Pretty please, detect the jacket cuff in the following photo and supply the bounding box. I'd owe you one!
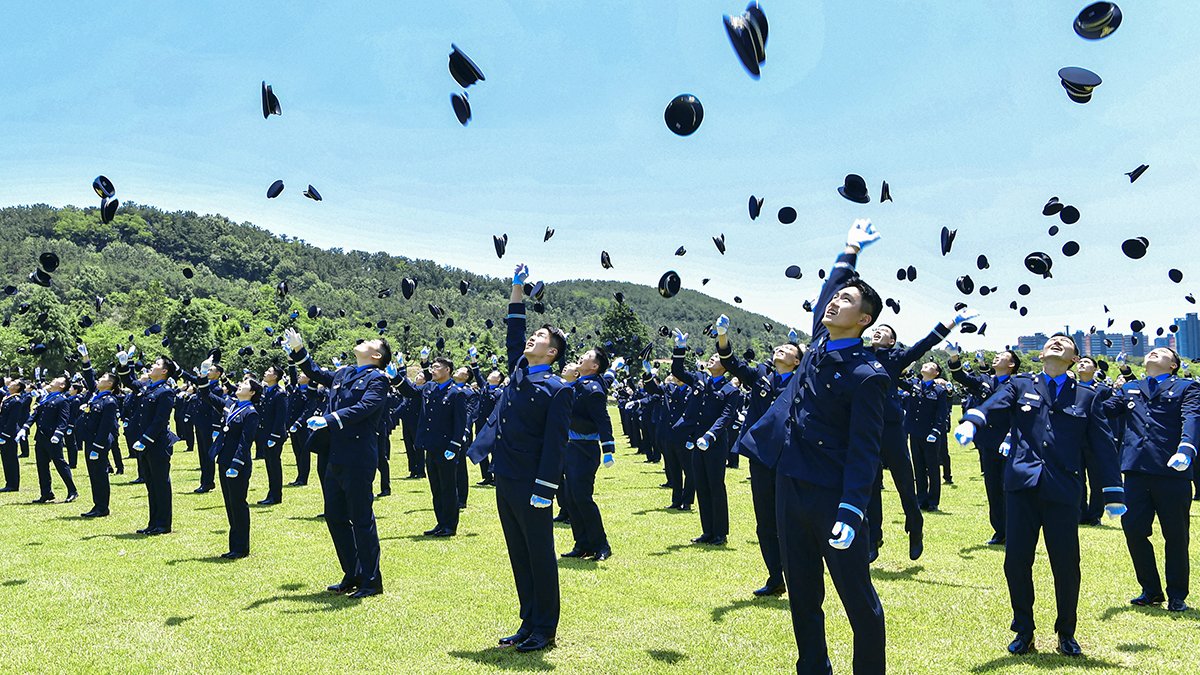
[1102,486,1125,505]
[1179,442,1197,460]
[327,412,343,429]
[962,408,987,427]
[837,502,865,528]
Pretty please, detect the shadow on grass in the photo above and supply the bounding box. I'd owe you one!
[648,542,734,557]
[1115,643,1154,654]
[243,589,360,613]
[1100,604,1198,623]
[403,508,433,515]
[79,532,149,541]
[959,543,1003,560]
[1,579,27,586]
[647,649,686,664]
[871,565,985,589]
[711,596,788,623]
[558,557,599,571]
[286,515,325,522]
[448,646,554,671]
[631,507,692,516]
[970,653,1124,672]
[165,615,193,627]
[193,504,225,511]
[166,556,237,566]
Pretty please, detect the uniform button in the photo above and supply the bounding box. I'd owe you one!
[1043,442,1048,447]
[502,418,507,423]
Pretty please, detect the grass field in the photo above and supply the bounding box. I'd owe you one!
[1,405,1197,674]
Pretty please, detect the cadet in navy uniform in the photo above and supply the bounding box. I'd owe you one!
[466,263,573,653]
[452,362,478,508]
[653,375,690,503]
[121,376,146,484]
[956,333,1126,657]
[254,365,288,505]
[174,385,194,453]
[397,373,425,479]
[75,344,120,517]
[1075,356,1113,525]
[0,379,32,491]
[738,219,888,674]
[118,349,181,535]
[907,362,951,512]
[716,316,802,594]
[65,382,85,468]
[287,368,325,486]
[950,348,1021,545]
[284,327,391,598]
[867,312,975,561]
[669,330,744,547]
[1103,347,1197,612]
[394,353,469,537]
[559,347,615,561]
[202,360,260,559]
[17,374,78,504]
[471,359,502,485]
[179,363,222,493]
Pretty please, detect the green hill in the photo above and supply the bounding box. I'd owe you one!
[0,203,798,375]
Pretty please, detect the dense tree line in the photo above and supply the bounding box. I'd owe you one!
[0,203,793,376]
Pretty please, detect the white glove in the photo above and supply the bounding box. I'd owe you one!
[999,437,1011,457]
[14,430,25,443]
[490,354,498,366]
[1105,503,1128,518]
[829,521,856,550]
[199,357,213,376]
[685,441,695,450]
[89,450,99,460]
[267,440,276,448]
[51,435,61,445]
[385,363,398,378]
[212,431,219,441]
[943,341,960,356]
[289,424,298,433]
[66,428,73,436]
[714,314,730,336]
[331,357,342,368]
[127,344,137,358]
[133,441,145,451]
[513,264,530,285]
[953,421,975,446]
[696,435,710,451]
[283,328,305,353]
[0,437,5,445]
[673,329,688,349]
[846,218,880,250]
[117,350,129,366]
[1116,351,1127,364]
[395,353,406,368]
[468,346,478,361]
[226,467,239,478]
[306,416,328,430]
[642,360,653,374]
[420,347,430,361]
[602,452,614,468]
[444,450,456,461]
[77,343,88,357]
[787,328,798,343]
[954,307,980,326]
[925,433,938,443]
[1167,451,1192,471]
[530,494,551,508]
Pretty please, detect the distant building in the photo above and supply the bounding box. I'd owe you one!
[1175,312,1200,359]
[1016,332,1049,352]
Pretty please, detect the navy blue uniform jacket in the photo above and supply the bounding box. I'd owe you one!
[291,350,391,477]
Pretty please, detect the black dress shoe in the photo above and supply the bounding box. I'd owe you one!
[423,526,442,536]
[867,547,880,564]
[431,529,455,537]
[327,580,358,594]
[561,547,592,558]
[64,493,78,503]
[81,510,109,518]
[1167,599,1188,612]
[552,512,570,523]
[691,534,715,544]
[515,634,555,652]
[136,527,151,534]
[678,504,692,511]
[458,503,467,510]
[376,490,391,498]
[1056,635,1082,657]
[1130,591,1165,606]
[130,478,145,484]
[709,535,728,546]
[349,586,383,599]
[145,527,171,536]
[591,548,612,561]
[1007,633,1035,655]
[0,486,15,492]
[257,498,280,506]
[986,535,1006,546]
[499,629,532,646]
[753,581,786,597]
[943,477,953,485]
[666,503,680,510]
[908,527,924,561]
[193,486,213,494]
[32,495,54,504]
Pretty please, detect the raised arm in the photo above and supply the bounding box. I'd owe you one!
[506,264,530,374]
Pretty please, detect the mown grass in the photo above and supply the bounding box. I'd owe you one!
[0,405,1196,673]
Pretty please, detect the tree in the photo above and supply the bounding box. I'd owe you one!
[598,300,651,365]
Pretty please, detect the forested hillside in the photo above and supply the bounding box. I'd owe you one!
[0,203,798,374]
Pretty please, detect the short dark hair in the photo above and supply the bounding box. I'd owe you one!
[1161,347,1182,374]
[874,324,897,341]
[1051,332,1079,357]
[1079,356,1096,367]
[264,364,284,381]
[375,338,392,367]
[592,347,611,374]
[541,324,568,364]
[927,361,943,378]
[11,379,25,392]
[432,356,454,370]
[157,357,179,379]
[245,377,264,405]
[1001,349,1022,372]
[843,279,883,330]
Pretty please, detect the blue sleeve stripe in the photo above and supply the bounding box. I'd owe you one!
[1103,487,1124,493]
[505,313,523,319]
[838,502,864,519]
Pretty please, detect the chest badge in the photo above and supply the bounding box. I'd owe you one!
[1020,404,1032,412]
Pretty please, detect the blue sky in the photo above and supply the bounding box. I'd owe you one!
[1,1,1197,348]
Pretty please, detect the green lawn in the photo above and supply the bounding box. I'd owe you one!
[1,406,1197,674]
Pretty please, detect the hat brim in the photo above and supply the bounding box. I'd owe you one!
[838,186,870,204]
[723,17,762,78]
[452,93,471,126]
[1074,5,1121,40]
